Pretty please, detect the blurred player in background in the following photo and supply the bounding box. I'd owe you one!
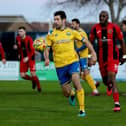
[71,18,100,96]
[14,26,41,92]
[122,17,126,43]
[44,10,97,117]
[0,42,6,64]
[90,10,126,112]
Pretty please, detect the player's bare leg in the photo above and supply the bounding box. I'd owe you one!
[20,72,36,90]
[61,82,76,106]
[108,72,120,112]
[61,82,72,97]
[20,72,32,81]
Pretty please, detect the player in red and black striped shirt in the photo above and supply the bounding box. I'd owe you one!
[0,42,6,64]
[15,26,41,92]
[90,11,126,112]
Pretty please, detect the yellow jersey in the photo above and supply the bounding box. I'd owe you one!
[46,28,84,68]
[75,28,88,58]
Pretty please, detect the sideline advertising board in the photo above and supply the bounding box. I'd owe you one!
[0,61,19,80]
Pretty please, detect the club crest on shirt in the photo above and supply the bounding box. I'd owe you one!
[66,32,71,36]
[108,29,113,34]
[55,34,58,37]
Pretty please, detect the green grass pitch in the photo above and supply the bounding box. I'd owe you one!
[0,81,126,126]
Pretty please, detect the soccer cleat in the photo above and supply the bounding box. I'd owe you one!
[32,81,36,90]
[95,81,100,88]
[107,84,112,96]
[37,88,42,92]
[91,92,100,96]
[113,104,120,112]
[78,111,86,117]
[107,87,112,96]
[69,95,76,106]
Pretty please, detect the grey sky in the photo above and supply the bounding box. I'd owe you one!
[0,0,48,22]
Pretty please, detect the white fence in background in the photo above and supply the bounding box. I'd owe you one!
[0,61,126,81]
[0,61,19,80]
[90,62,126,81]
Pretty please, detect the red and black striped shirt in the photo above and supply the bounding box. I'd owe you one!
[89,22,123,63]
[16,35,35,61]
[0,42,5,59]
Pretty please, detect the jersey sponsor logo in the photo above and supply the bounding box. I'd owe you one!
[99,38,112,42]
[56,39,71,44]
[97,30,101,34]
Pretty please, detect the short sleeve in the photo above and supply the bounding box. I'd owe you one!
[46,34,52,47]
[89,25,96,43]
[81,31,88,39]
[114,24,123,41]
[73,30,85,41]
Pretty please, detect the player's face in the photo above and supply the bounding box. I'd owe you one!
[99,12,108,25]
[71,21,78,30]
[122,23,126,32]
[18,29,26,38]
[54,15,64,29]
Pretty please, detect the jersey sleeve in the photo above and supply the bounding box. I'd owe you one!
[89,25,96,43]
[27,37,35,59]
[73,30,85,41]
[0,42,5,59]
[114,24,123,41]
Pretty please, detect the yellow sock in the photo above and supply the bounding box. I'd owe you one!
[84,74,96,91]
[76,88,85,111]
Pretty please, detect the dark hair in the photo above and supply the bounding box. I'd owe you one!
[72,18,80,25]
[122,18,126,25]
[18,26,26,31]
[99,10,109,18]
[54,10,66,20]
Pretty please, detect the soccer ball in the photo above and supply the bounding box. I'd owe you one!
[33,37,47,51]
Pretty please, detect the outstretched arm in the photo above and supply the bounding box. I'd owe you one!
[82,38,97,65]
[119,39,126,64]
[44,47,50,66]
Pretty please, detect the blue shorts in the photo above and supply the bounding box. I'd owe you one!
[56,62,80,85]
[79,58,88,70]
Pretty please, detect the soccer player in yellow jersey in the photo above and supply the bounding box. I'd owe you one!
[44,11,97,117]
[71,18,100,96]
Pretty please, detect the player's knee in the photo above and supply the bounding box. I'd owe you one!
[31,72,36,77]
[83,69,89,75]
[62,85,71,97]
[72,73,80,80]
[20,73,25,78]
[63,91,70,97]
